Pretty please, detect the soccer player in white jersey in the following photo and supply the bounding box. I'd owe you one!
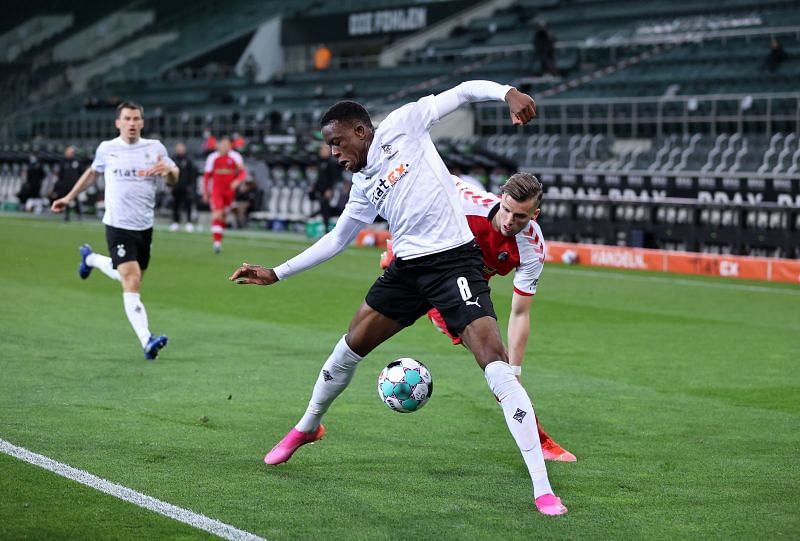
[51,102,179,360]
[230,81,568,515]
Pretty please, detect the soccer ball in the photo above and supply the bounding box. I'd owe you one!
[377,358,433,413]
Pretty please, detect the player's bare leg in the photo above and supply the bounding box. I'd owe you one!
[265,302,404,465]
[461,316,567,515]
[344,302,406,356]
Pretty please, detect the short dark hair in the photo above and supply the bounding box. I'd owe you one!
[320,100,372,129]
[502,172,543,209]
[116,101,144,118]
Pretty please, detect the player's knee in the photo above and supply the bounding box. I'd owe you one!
[122,281,140,293]
[118,265,142,292]
[476,351,508,371]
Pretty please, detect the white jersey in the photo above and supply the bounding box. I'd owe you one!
[342,95,473,259]
[91,137,175,230]
[454,178,545,296]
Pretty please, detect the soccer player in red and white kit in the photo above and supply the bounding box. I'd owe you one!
[202,135,246,253]
[420,173,576,462]
[230,80,568,515]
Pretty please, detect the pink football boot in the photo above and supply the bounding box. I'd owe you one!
[535,493,568,516]
[264,425,325,465]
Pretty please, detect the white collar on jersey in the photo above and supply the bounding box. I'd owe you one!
[115,136,143,146]
[359,137,382,178]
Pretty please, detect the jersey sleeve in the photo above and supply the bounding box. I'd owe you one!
[341,178,378,224]
[389,81,512,140]
[156,141,176,168]
[274,214,366,280]
[90,142,107,173]
[453,175,498,214]
[203,153,215,173]
[513,256,543,296]
[383,95,440,139]
[230,151,244,167]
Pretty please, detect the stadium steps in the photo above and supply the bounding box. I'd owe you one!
[95,0,317,87]
[69,33,180,92]
[0,15,74,62]
[52,11,155,64]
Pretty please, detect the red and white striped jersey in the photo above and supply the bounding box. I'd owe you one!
[454,177,545,296]
[203,150,245,194]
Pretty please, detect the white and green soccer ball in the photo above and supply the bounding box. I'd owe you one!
[377,358,433,413]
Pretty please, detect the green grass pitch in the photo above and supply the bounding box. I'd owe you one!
[0,214,798,540]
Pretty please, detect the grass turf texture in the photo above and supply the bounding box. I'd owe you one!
[0,214,798,540]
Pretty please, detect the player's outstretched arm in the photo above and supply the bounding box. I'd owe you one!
[51,167,99,213]
[432,81,536,126]
[229,214,367,286]
[508,291,534,377]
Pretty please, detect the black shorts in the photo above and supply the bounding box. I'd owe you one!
[365,241,496,336]
[105,225,153,270]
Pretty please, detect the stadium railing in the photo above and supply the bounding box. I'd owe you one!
[477,92,800,138]
[530,166,799,258]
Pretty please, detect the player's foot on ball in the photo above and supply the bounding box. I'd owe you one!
[144,335,168,360]
[541,438,577,462]
[264,424,325,465]
[78,244,93,279]
[535,493,568,516]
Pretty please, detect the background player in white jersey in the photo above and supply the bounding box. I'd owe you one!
[51,102,179,360]
[419,173,577,462]
[230,81,568,515]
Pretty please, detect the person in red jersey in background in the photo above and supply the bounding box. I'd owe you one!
[203,135,246,253]
[381,172,576,462]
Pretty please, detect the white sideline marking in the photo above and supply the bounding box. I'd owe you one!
[0,438,267,541]
[549,266,800,296]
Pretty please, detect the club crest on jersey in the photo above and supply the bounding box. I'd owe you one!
[371,163,410,209]
[380,144,398,159]
[498,251,509,261]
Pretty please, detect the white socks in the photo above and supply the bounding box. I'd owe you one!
[485,361,553,498]
[86,253,120,281]
[123,292,151,348]
[295,335,363,433]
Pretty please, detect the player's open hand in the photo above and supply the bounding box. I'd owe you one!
[505,88,537,126]
[50,197,69,213]
[229,263,278,286]
[147,154,172,176]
